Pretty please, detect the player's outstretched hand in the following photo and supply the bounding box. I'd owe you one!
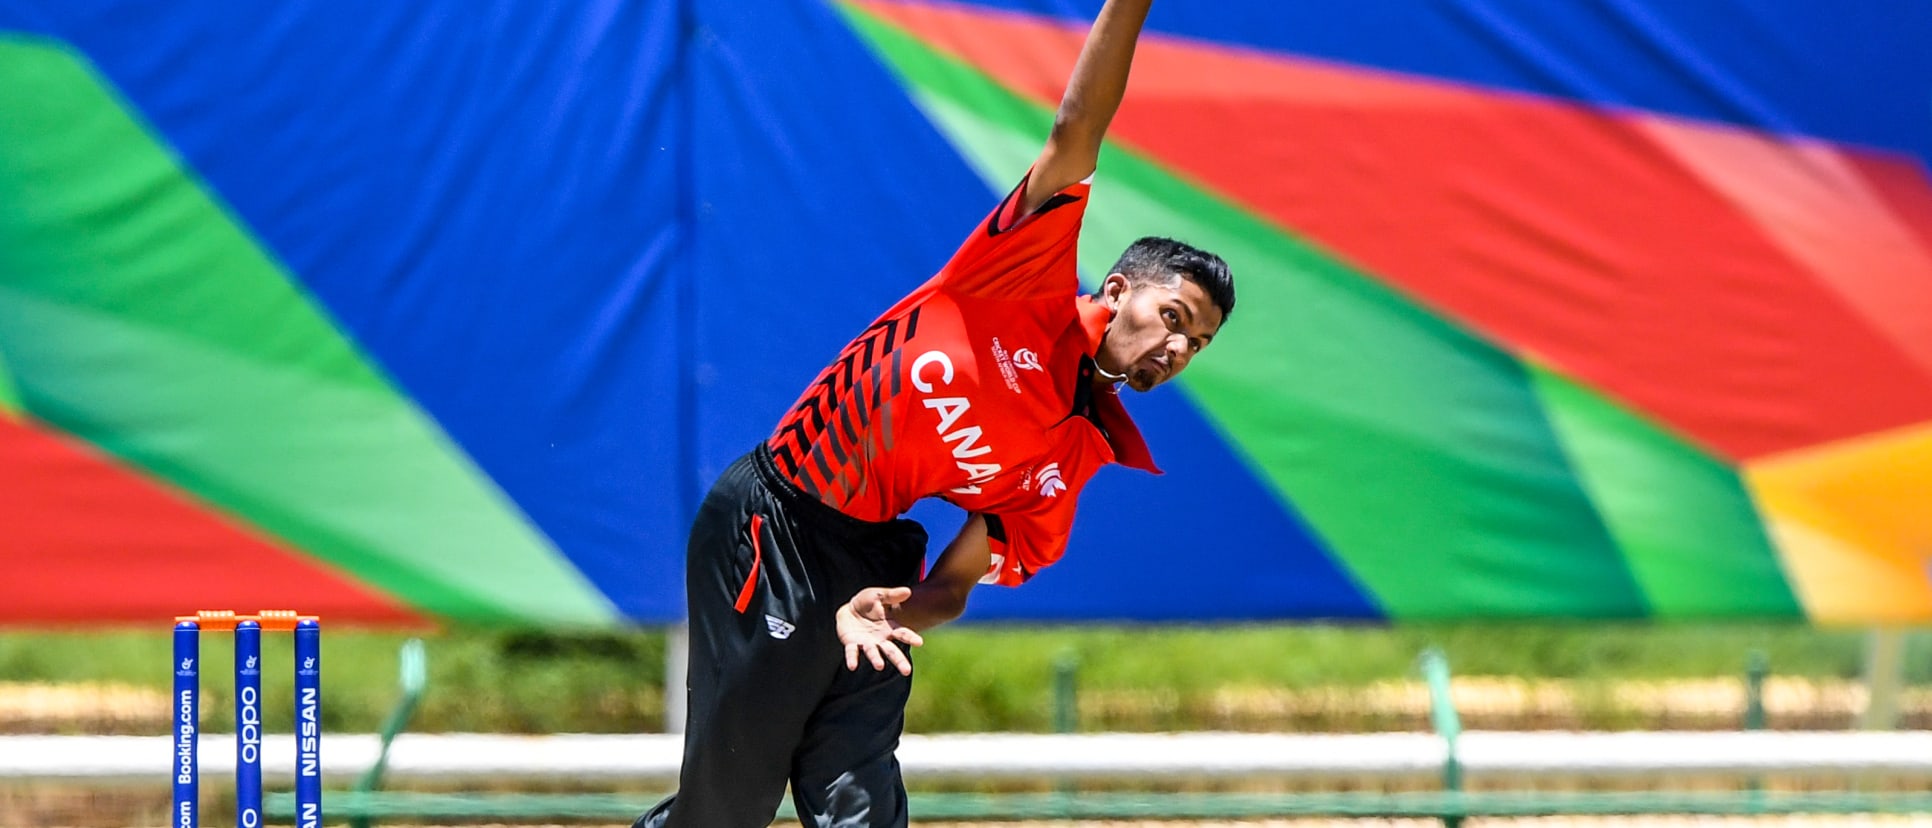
[836,586,924,675]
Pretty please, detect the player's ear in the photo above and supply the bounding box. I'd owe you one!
[1101,273,1129,309]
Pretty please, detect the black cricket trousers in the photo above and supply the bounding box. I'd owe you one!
[636,444,929,828]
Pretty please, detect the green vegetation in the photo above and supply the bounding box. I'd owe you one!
[906,622,1885,731]
[0,622,1918,735]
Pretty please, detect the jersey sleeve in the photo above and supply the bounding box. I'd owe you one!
[977,496,1080,588]
[937,170,1091,300]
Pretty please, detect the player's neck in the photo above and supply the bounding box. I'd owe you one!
[1091,362,1128,388]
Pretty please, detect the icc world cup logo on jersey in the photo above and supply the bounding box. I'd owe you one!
[1033,463,1065,497]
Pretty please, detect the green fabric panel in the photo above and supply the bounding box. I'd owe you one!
[0,353,20,418]
[0,36,617,626]
[845,6,1648,617]
[1528,366,1801,617]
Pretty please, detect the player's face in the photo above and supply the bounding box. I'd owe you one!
[1098,274,1223,392]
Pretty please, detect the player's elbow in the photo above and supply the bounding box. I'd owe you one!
[919,575,977,629]
[1047,112,1103,162]
[1034,121,1101,200]
[933,580,974,625]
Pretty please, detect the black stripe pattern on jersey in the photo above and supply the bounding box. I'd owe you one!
[771,307,922,496]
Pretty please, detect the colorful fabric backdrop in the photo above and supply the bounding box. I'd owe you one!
[2,1,1929,626]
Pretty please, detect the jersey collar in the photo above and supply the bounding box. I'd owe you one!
[1076,296,1162,475]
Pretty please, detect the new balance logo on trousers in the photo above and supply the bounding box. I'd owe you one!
[764,615,795,640]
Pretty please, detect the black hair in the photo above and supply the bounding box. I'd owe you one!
[1106,236,1235,322]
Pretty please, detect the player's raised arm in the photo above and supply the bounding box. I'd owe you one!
[1020,0,1154,215]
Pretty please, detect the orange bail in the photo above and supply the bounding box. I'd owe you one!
[172,609,320,631]
[255,609,319,631]
[173,609,241,630]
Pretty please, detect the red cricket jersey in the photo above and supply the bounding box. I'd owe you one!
[766,173,1160,586]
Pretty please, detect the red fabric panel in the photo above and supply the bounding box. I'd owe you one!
[0,416,424,626]
[859,0,1932,460]
[1853,155,1932,262]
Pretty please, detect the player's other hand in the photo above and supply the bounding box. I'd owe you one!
[836,586,923,674]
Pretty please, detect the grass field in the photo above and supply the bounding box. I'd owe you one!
[2,621,1921,734]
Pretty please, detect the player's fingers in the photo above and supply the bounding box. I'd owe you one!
[866,642,887,671]
[856,587,900,618]
[845,643,860,671]
[891,627,924,648]
[881,640,911,676]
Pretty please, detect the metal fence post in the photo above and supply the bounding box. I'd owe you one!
[1419,648,1463,828]
[1052,650,1079,735]
[1052,649,1079,816]
[1861,628,1905,731]
[1744,649,1767,731]
[666,623,688,734]
[1744,649,1768,806]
